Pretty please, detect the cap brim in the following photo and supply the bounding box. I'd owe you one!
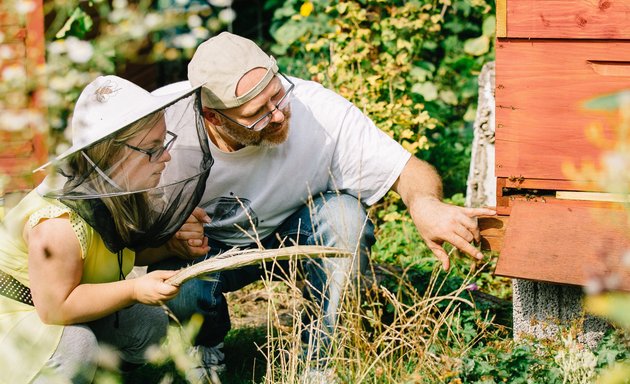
[34,83,202,173]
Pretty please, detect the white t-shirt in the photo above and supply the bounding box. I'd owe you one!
[162,77,411,245]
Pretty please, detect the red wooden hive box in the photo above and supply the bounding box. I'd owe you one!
[481,0,630,292]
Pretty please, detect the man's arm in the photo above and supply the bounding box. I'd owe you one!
[392,156,495,270]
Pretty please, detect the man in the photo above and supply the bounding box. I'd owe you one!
[154,32,495,374]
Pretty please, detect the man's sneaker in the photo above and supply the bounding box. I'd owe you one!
[187,343,226,384]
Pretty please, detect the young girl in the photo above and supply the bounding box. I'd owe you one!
[0,75,213,383]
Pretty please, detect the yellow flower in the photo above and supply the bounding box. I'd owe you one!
[300,1,314,17]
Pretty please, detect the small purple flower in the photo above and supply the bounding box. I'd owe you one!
[466,283,479,291]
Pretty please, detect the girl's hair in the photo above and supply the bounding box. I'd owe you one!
[65,111,165,244]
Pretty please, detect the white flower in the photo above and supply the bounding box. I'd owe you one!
[0,45,14,60]
[49,76,74,93]
[55,142,70,156]
[218,8,236,23]
[2,65,26,81]
[209,0,233,6]
[192,27,210,40]
[0,110,37,132]
[206,18,222,31]
[175,0,191,5]
[14,0,35,14]
[47,40,67,55]
[112,0,128,9]
[129,24,147,39]
[173,34,198,49]
[42,89,62,106]
[108,9,126,23]
[66,37,94,64]
[187,14,203,28]
[144,13,163,29]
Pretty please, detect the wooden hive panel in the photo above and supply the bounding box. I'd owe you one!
[495,201,630,292]
[501,0,630,39]
[495,39,630,188]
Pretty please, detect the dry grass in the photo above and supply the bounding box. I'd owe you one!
[244,254,491,383]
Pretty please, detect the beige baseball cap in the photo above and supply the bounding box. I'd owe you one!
[188,32,279,110]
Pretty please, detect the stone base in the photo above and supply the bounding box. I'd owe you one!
[512,279,609,349]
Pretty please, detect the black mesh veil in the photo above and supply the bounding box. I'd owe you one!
[37,84,212,253]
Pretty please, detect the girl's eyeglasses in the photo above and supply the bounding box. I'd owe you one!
[125,130,177,162]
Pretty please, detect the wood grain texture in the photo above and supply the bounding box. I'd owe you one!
[494,193,626,216]
[495,201,630,291]
[479,215,508,252]
[505,0,630,39]
[495,39,630,183]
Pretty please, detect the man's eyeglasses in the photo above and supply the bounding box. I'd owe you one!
[215,72,295,132]
[125,130,177,162]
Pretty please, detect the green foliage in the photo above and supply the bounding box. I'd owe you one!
[454,327,630,384]
[268,0,495,197]
[459,341,563,384]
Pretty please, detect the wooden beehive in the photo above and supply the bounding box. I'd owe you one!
[482,0,630,292]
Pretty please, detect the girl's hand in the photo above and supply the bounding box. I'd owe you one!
[132,270,179,305]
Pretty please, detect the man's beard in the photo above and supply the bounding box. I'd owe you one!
[219,107,292,147]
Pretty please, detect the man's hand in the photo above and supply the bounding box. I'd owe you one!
[167,207,211,260]
[409,196,495,270]
[393,156,496,271]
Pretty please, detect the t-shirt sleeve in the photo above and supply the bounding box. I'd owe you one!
[330,102,412,206]
[26,205,89,259]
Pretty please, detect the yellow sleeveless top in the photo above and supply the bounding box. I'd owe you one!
[0,190,135,383]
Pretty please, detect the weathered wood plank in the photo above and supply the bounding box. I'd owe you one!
[556,191,630,203]
[495,39,630,182]
[495,201,630,292]
[505,0,630,39]
[496,0,507,38]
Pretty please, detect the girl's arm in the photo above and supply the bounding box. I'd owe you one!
[27,217,178,325]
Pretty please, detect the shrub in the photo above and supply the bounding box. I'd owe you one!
[268,0,496,198]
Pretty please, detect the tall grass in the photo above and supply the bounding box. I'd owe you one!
[255,252,491,383]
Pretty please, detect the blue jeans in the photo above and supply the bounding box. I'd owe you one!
[152,192,375,350]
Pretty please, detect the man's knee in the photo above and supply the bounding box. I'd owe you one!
[310,193,375,256]
[162,273,224,319]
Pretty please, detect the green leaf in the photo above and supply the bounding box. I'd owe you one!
[272,21,310,48]
[411,82,438,101]
[482,15,496,37]
[439,89,458,105]
[463,103,477,122]
[464,35,490,56]
[410,66,432,82]
[56,7,93,39]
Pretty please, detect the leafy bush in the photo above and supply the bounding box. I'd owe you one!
[268,0,495,198]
